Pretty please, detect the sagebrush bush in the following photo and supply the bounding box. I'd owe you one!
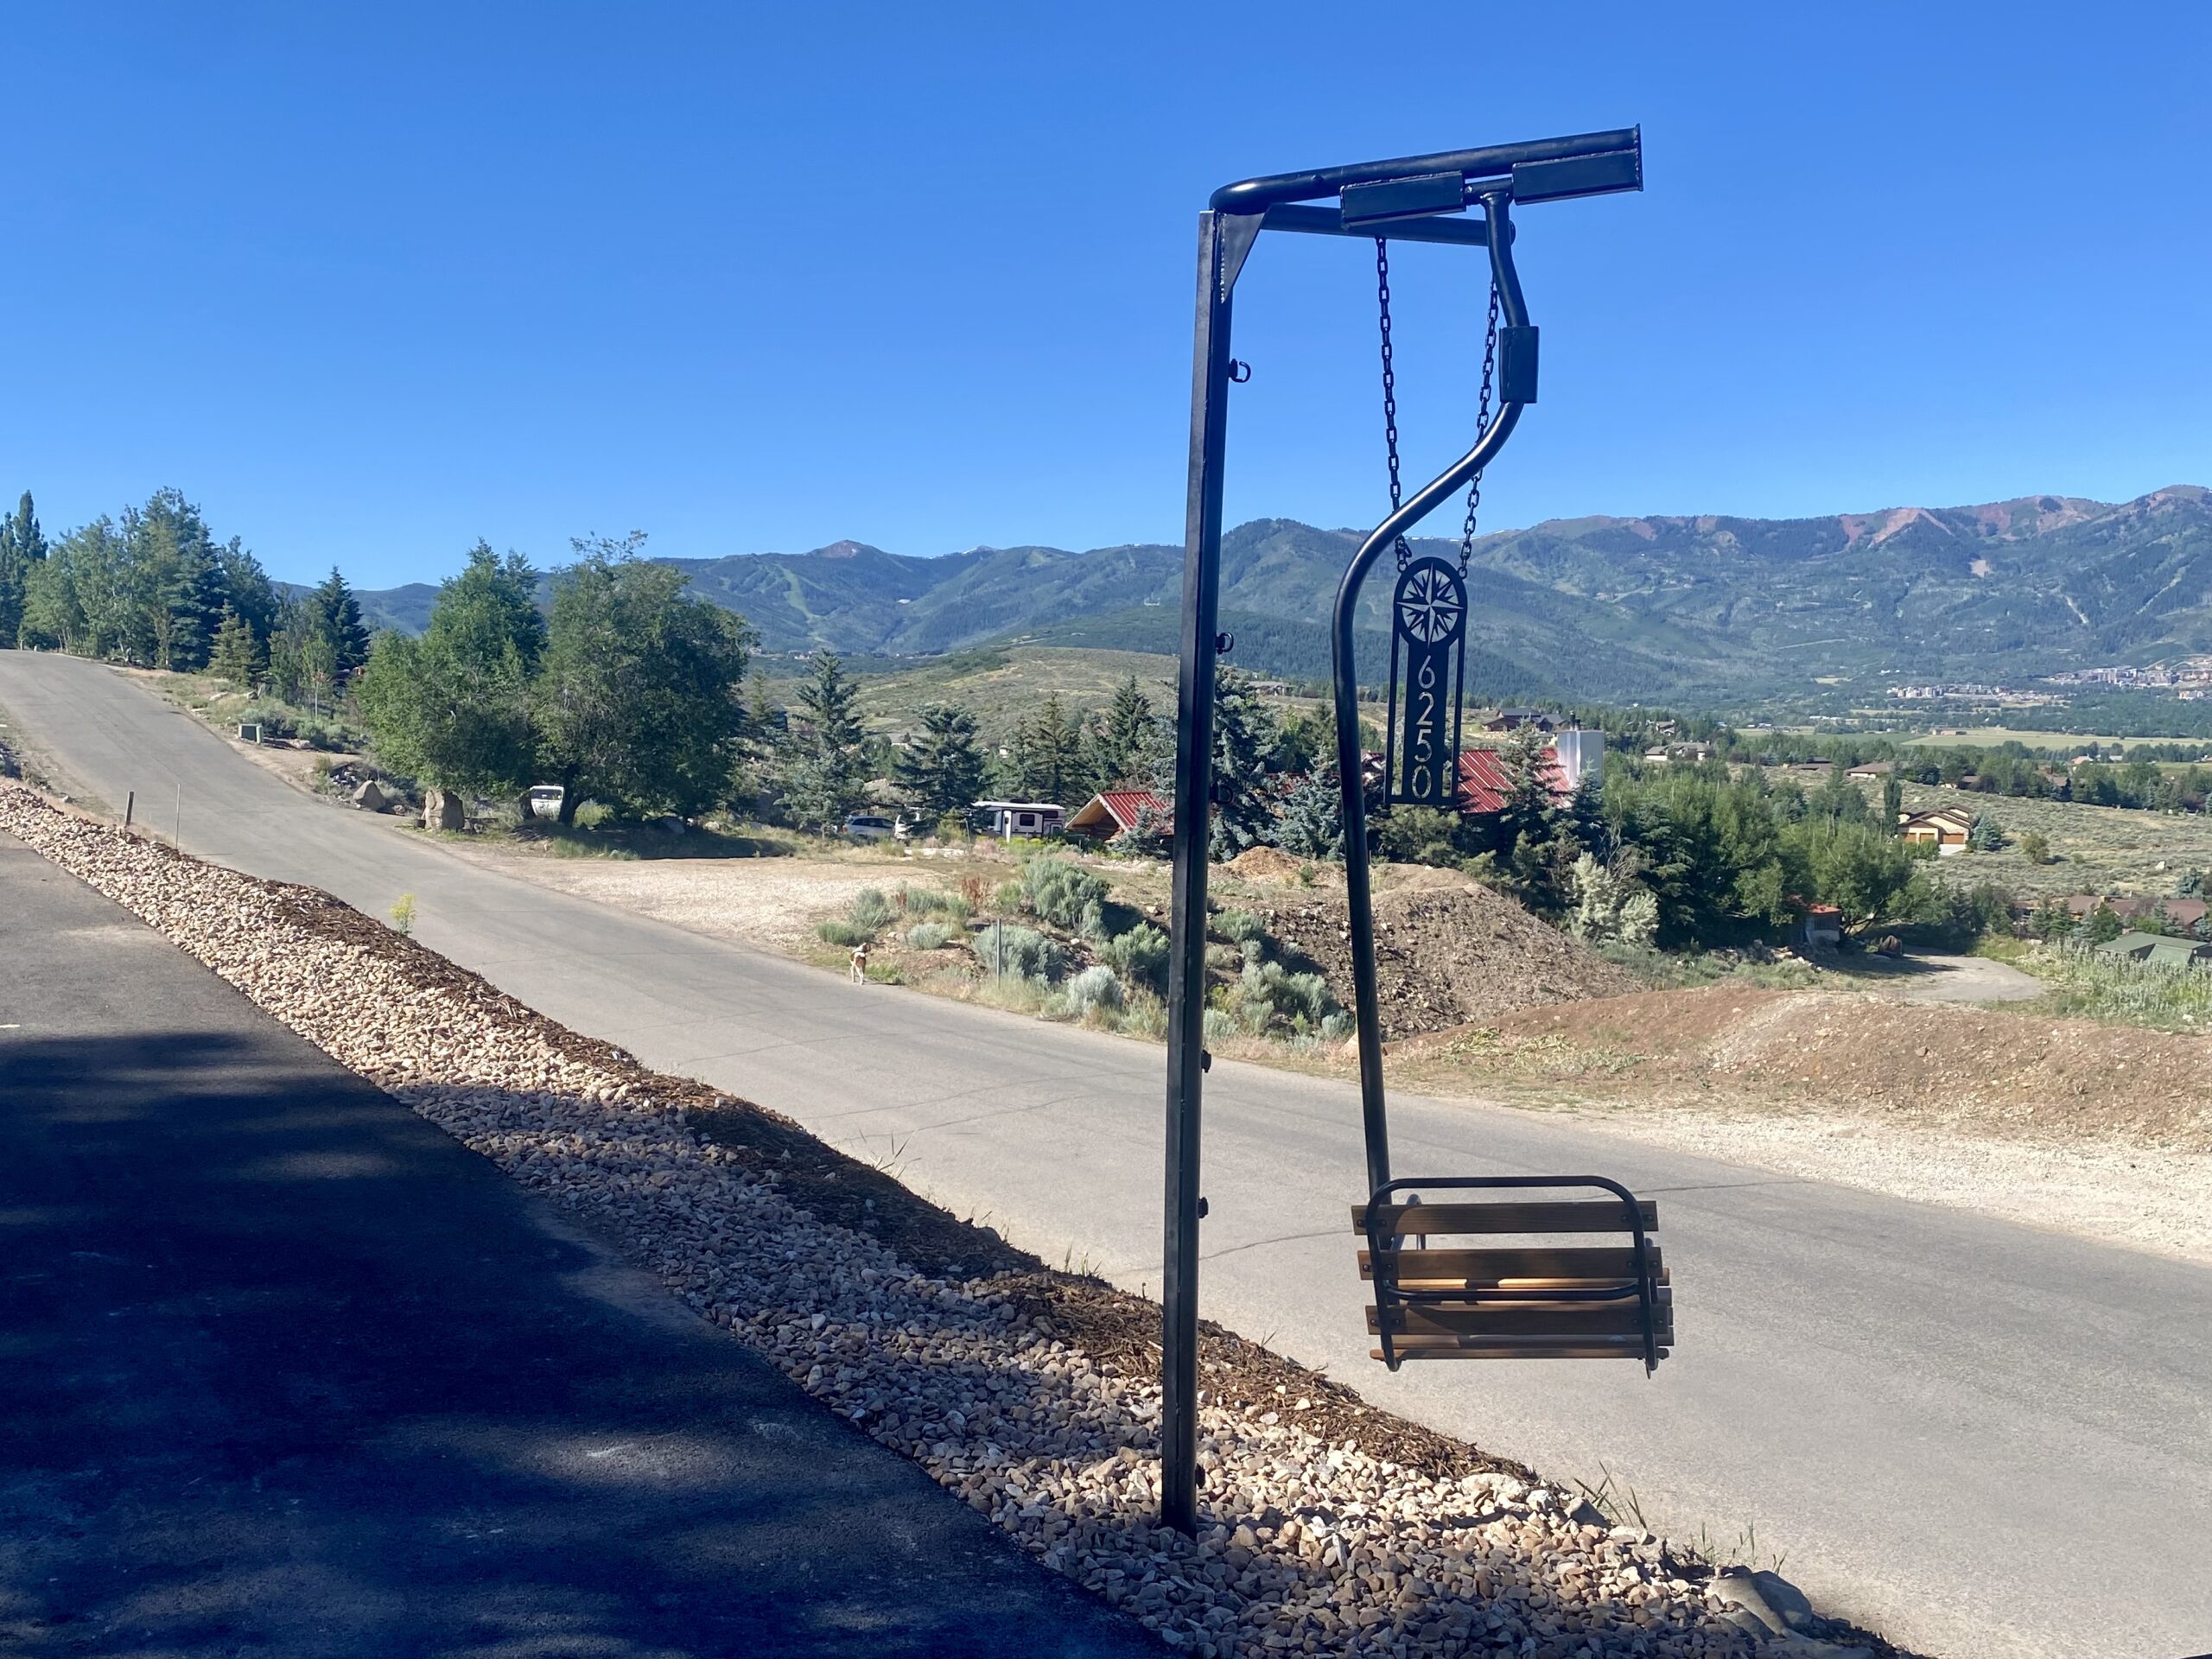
[900,885,971,924]
[1022,856,1111,928]
[1214,907,1268,946]
[817,919,869,947]
[1101,922,1170,993]
[971,922,1065,984]
[238,701,297,739]
[294,715,356,752]
[2032,943,2212,1029]
[1065,964,1123,1016]
[849,888,893,934]
[1231,958,1339,1037]
[906,921,954,950]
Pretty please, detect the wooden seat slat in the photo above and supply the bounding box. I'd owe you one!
[1372,1291,1674,1319]
[1372,1338,1668,1362]
[1358,1246,1663,1282]
[1352,1200,1657,1235]
[1370,1300,1673,1339]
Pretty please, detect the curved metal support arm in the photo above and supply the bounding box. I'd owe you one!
[1332,196,1529,1198]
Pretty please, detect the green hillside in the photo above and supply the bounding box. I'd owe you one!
[348,485,2212,702]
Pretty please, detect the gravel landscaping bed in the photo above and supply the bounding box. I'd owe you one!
[0,780,1896,1659]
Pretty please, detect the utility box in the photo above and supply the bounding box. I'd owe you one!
[238,723,262,744]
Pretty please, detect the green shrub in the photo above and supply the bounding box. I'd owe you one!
[1230,959,1340,1037]
[2031,942,2212,1029]
[294,715,357,752]
[1101,922,1171,993]
[1118,995,1169,1039]
[1213,908,1268,946]
[238,700,297,739]
[995,879,1026,913]
[900,885,971,923]
[817,919,870,947]
[971,922,1065,984]
[1022,856,1111,928]
[1065,964,1123,1016]
[1320,1011,1355,1043]
[906,921,954,950]
[849,888,893,934]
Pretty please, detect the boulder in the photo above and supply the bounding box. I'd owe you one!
[422,790,465,832]
[351,779,389,813]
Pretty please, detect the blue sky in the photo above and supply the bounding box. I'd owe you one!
[3,3,2206,588]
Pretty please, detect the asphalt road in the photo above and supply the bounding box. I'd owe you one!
[3,651,2209,1659]
[0,830,1157,1658]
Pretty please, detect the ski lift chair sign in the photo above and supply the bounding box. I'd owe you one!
[1154,128,1665,1535]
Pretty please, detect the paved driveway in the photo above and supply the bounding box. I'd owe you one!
[0,832,1156,1657]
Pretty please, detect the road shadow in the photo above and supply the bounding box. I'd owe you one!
[0,1029,1154,1658]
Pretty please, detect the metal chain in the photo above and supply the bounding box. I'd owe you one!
[1382,239,1503,574]
[1459,282,1502,571]
[1375,238,1411,570]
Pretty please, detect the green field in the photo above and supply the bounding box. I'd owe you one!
[1887,726,2206,755]
[842,645,1179,735]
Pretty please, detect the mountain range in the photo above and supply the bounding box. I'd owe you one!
[339,486,2212,702]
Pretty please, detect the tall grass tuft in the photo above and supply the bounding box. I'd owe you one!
[2029,942,2212,1029]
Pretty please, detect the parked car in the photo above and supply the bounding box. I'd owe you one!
[842,813,897,841]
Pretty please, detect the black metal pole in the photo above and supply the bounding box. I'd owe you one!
[1160,208,1240,1535]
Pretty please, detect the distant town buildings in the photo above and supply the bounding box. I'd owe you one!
[1885,682,2057,705]
[2044,656,2212,690]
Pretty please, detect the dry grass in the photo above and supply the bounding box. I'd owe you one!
[1900,781,2212,900]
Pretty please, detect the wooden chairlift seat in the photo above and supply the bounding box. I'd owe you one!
[1353,1175,1669,1372]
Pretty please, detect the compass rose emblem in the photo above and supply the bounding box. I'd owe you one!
[1395,561,1465,645]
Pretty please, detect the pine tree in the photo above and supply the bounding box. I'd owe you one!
[208,606,264,687]
[0,507,18,648]
[8,492,46,566]
[779,651,869,830]
[1088,675,1161,789]
[1,490,48,637]
[1209,666,1277,860]
[310,567,372,678]
[893,702,986,820]
[1270,754,1344,860]
[1027,692,1084,805]
[1881,772,1904,833]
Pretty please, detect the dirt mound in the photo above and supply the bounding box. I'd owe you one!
[1257,880,1640,1038]
[1224,845,1305,882]
[1480,987,2212,1151]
